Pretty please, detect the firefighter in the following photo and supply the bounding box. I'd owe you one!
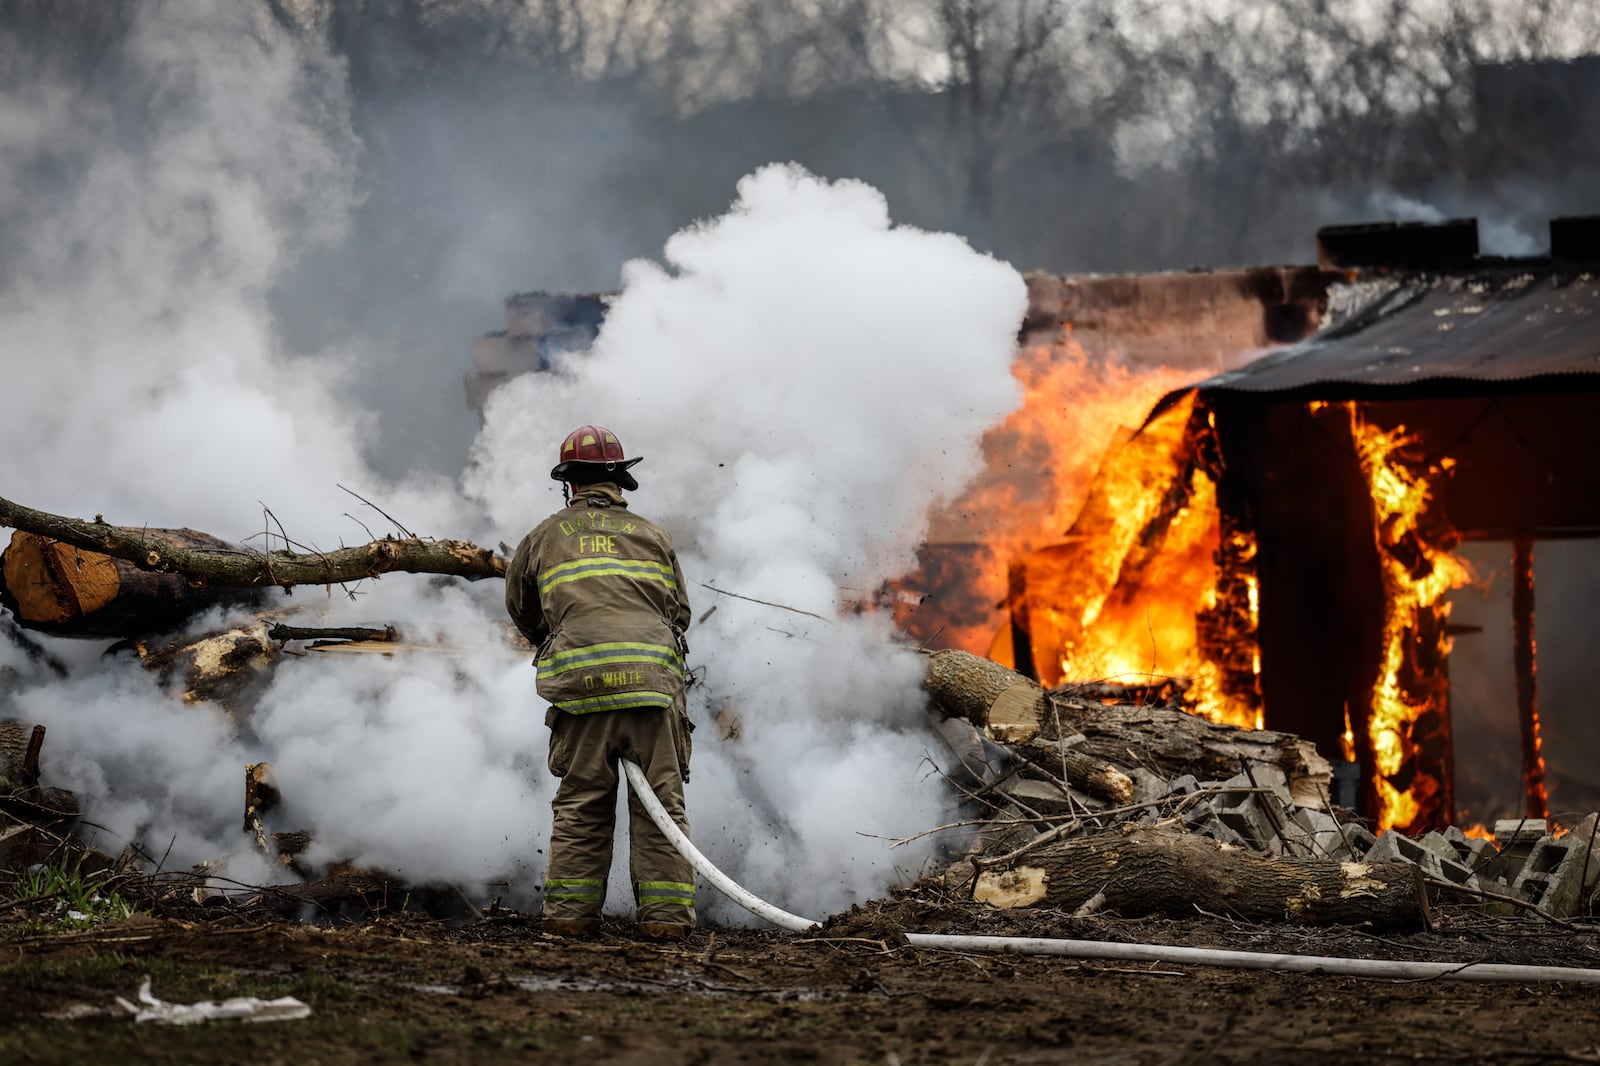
[504,425,697,941]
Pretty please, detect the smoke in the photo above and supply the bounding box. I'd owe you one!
[0,1,369,534]
[466,163,1027,918]
[1341,188,1544,258]
[0,2,517,881]
[2,4,1027,921]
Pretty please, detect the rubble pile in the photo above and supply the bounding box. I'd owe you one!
[923,649,1600,926]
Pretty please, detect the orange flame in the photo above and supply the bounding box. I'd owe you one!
[913,328,1201,655]
[1016,394,1255,728]
[1347,404,1472,832]
[902,323,1260,728]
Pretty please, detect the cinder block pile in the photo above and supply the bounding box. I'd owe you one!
[1147,768,1600,917]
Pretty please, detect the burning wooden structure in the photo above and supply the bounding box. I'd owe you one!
[912,217,1600,835]
[1184,236,1600,833]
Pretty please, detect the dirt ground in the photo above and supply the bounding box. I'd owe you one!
[6,897,1600,1064]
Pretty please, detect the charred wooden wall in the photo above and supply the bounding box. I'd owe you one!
[1206,385,1600,828]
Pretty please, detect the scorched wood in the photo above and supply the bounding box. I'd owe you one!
[127,620,283,714]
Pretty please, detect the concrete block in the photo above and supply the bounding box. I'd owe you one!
[1003,778,1084,814]
[1480,819,1549,885]
[1216,766,1293,807]
[936,715,1007,789]
[1157,774,1200,801]
[1290,807,1354,860]
[1129,768,1171,805]
[1137,775,1197,825]
[1182,804,1248,849]
[1509,814,1600,917]
[1216,796,1282,855]
[1494,818,1549,847]
[1367,830,1484,893]
[1441,826,1498,872]
[1340,822,1378,859]
[1419,831,1461,864]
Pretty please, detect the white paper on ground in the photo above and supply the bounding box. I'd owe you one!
[115,978,311,1024]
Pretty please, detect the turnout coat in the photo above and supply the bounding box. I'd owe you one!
[505,483,692,713]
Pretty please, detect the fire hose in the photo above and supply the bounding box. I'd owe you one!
[625,761,1600,985]
[621,759,820,932]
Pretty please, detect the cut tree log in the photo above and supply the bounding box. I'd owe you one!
[1046,695,1334,809]
[959,824,1430,929]
[0,720,35,791]
[2,529,266,638]
[923,649,1046,742]
[1016,740,1136,805]
[0,495,505,610]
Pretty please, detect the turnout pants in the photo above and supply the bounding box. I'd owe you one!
[542,700,696,926]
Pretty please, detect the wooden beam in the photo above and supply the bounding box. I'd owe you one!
[1512,537,1548,819]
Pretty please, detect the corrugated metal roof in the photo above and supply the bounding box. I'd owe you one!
[1193,268,1600,396]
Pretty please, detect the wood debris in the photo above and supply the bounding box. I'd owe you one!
[920,650,1600,926]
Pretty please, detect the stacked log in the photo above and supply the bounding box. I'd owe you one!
[922,649,1044,742]
[922,647,1328,807]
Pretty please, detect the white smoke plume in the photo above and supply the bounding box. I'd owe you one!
[0,2,518,882]
[467,163,1026,919]
[2,3,1027,922]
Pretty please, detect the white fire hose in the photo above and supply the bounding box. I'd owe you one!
[621,759,820,932]
[624,760,1600,986]
[902,934,1600,986]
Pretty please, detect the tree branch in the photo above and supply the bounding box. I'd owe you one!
[0,495,505,589]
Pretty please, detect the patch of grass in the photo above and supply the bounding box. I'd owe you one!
[292,967,358,1005]
[1,952,189,988]
[9,862,136,930]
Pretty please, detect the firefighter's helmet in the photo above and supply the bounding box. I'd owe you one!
[550,425,642,490]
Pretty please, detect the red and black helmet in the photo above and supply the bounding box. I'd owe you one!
[550,425,642,490]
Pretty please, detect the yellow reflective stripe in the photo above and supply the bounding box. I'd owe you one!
[538,557,678,594]
[558,691,675,714]
[541,566,679,594]
[542,652,684,679]
[544,640,679,666]
[545,877,604,900]
[541,557,674,582]
[540,642,684,678]
[636,881,695,906]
